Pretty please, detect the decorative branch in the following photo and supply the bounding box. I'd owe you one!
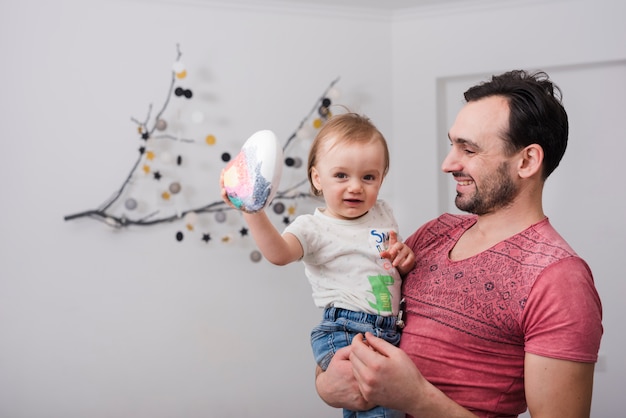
[64,45,339,231]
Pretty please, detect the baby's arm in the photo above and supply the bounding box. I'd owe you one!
[241,211,303,265]
[380,231,416,277]
[220,170,303,265]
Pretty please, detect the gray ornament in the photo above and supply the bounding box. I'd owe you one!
[125,198,138,210]
[250,250,262,263]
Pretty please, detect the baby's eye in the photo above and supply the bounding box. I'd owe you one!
[335,173,348,179]
[363,174,376,181]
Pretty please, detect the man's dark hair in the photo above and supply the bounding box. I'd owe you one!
[464,70,569,179]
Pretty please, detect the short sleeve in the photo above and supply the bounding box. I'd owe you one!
[522,257,603,362]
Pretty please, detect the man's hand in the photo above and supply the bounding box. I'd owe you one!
[350,332,480,418]
[315,345,374,411]
[349,332,420,412]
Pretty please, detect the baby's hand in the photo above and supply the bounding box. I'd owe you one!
[380,231,416,276]
[220,170,264,215]
[219,169,237,209]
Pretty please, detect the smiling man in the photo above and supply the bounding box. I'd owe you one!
[315,70,603,418]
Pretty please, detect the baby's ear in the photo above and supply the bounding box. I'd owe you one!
[310,167,322,193]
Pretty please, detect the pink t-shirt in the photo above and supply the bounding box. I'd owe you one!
[401,214,603,418]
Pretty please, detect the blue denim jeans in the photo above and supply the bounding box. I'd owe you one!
[311,307,404,418]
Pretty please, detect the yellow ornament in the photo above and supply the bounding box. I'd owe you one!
[205,134,216,145]
[142,164,151,174]
[175,70,187,79]
[313,118,323,129]
[146,150,155,160]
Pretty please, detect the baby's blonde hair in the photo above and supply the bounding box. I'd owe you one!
[307,112,390,196]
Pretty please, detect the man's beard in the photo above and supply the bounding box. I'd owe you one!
[455,162,518,215]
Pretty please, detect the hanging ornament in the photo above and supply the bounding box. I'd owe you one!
[221,152,231,162]
[205,134,216,145]
[273,202,285,214]
[124,198,138,210]
[184,211,198,225]
[175,231,184,242]
[326,87,340,101]
[296,125,313,140]
[173,61,185,74]
[105,217,120,228]
[155,119,168,131]
[174,87,193,98]
[169,182,181,194]
[215,211,226,223]
[250,250,262,263]
[161,151,173,164]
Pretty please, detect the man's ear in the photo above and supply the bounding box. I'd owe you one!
[518,144,544,179]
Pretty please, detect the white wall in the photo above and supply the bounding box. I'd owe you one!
[1,0,623,417]
[390,0,626,417]
[0,1,392,417]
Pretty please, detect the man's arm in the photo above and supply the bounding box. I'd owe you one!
[524,353,595,418]
[316,332,479,418]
